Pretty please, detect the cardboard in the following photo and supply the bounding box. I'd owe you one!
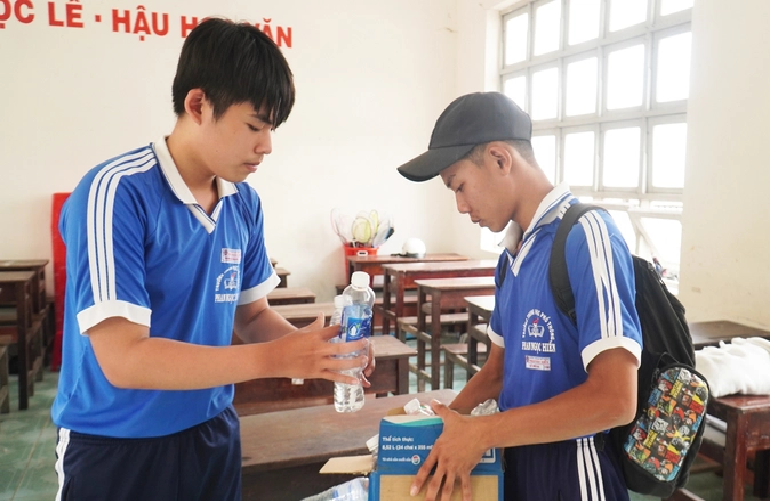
[373,474,500,500]
[319,407,503,500]
[319,455,374,475]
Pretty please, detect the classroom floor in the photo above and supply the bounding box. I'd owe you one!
[0,348,763,501]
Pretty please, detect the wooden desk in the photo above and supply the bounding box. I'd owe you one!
[0,345,8,413]
[702,395,770,501]
[0,271,39,410]
[347,253,468,287]
[240,389,457,501]
[233,335,418,416]
[266,287,315,306]
[0,260,51,365]
[414,277,496,391]
[381,260,496,340]
[275,267,290,288]
[271,302,336,328]
[465,295,495,381]
[0,260,48,315]
[689,321,770,350]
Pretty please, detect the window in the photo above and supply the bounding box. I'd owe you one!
[565,56,598,116]
[491,0,693,283]
[531,134,557,183]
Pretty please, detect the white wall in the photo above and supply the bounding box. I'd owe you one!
[0,0,458,301]
[678,0,770,328]
[444,0,513,260]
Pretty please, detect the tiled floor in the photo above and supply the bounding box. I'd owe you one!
[0,372,59,501]
[0,350,764,501]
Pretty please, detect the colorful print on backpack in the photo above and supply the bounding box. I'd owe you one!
[623,367,709,482]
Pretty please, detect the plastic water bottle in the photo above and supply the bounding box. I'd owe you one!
[334,271,375,413]
[330,294,345,329]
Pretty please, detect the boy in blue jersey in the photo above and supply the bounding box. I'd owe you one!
[52,18,372,501]
[397,92,643,501]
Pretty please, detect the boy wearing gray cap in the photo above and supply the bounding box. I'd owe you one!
[398,92,642,501]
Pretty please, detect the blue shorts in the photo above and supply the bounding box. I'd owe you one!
[504,435,629,501]
[54,405,241,501]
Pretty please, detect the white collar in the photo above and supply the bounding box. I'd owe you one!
[500,183,574,252]
[152,137,238,204]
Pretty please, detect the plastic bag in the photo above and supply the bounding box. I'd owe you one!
[302,477,369,501]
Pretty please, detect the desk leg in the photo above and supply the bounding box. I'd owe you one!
[395,279,405,342]
[755,450,769,498]
[382,274,392,337]
[431,291,442,391]
[397,355,409,395]
[16,283,29,411]
[417,289,427,393]
[467,312,478,382]
[723,412,747,501]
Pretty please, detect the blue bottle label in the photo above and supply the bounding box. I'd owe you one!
[342,306,371,342]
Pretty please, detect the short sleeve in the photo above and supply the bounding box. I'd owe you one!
[61,175,152,334]
[565,210,642,371]
[237,188,279,305]
[487,252,508,348]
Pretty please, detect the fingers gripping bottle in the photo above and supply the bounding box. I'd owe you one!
[334,271,375,413]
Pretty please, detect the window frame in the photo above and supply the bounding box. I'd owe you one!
[489,0,692,282]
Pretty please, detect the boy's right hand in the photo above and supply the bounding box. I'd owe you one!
[272,314,368,385]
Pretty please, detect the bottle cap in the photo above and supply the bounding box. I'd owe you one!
[333,294,345,309]
[351,271,370,289]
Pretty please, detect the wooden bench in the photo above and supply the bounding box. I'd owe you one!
[233,335,417,416]
[266,287,315,306]
[240,389,457,500]
[270,302,336,328]
[694,394,770,500]
[274,266,290,288]
[0,345,9,413]
[689,320,770,349]
[466,295,494,379]
[397,313,468,344]
[346,253,468,288]
[0,260,52,369]
[0,271,43,410]
[414,277,496,391]
[441,343,487,389]
[335,282,384,295]
[380,260,496,340]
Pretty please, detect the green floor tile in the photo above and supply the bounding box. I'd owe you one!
[16,462,59,495]
[0,464,24,495]
[13,495,59,501]
[0,437,34,467]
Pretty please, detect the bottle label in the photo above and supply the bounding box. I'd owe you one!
[342,306,372,342]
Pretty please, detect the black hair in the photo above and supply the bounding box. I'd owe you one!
[463,140,538,168]
[172,18,295,126]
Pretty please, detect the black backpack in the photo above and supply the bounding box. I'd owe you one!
[549,203,710,497]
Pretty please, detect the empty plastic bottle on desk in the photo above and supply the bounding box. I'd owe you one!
[334,271,375,413]
[330,294,345,328]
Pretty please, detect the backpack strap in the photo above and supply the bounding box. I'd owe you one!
[549,202,604,324]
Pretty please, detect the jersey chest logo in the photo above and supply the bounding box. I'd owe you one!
[521,309,557,368]
[215,265,240,303]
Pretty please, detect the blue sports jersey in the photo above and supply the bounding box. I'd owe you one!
[488,185,642,427]
[51,138,278,438]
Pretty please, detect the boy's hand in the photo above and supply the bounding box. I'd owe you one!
[275,314,367,384]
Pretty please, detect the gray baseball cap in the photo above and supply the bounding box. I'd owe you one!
[397,92,532,182]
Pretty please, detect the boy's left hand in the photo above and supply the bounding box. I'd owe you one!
[410,401,487,501]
